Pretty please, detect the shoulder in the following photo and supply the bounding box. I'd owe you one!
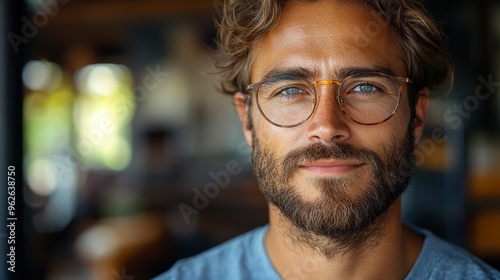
[152,225,279,280]
[407,227,500,280]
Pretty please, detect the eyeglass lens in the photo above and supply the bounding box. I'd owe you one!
[256,74,401,127]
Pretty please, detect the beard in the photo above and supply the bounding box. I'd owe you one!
[251,126,415,246]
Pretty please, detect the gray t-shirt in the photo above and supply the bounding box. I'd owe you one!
[154,225,500,279]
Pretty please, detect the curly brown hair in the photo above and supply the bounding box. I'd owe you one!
[215,0,453,99]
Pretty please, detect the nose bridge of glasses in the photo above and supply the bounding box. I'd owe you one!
[312,80,342,87]
[311,80,342,103]
[310,79,345,121]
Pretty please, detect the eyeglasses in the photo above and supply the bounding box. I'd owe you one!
[246,72,412,127]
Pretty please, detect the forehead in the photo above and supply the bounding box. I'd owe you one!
[250,0,405,82]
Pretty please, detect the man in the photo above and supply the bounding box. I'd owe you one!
[155,0,500,279]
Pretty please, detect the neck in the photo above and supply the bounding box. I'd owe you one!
[265,198,423,280]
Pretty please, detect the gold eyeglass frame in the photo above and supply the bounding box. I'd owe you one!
[246,72,412,128]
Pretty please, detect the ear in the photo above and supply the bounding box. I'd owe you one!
[234,92,253,147]
[412,87,430,145]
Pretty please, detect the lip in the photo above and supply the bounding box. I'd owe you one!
[299,160,366,175]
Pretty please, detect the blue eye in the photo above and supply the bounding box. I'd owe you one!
[353,84,376,92]
[283,87,302,95]
[262,78,313,101]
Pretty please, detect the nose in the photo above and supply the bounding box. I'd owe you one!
[306,85,351,144]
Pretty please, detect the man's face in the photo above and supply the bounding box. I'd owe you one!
[236,0,428,238]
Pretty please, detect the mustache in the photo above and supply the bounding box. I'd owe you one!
[282,143,381,179]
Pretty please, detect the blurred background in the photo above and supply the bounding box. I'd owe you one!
[0,0,499,279]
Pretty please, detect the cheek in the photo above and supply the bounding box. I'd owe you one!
[389,110,411,135]
[349,107,411,157]
[251,106,301,154]
[378,93,412,140]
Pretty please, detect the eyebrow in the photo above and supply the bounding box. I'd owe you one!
[261,65,398,81]
[338,66,396,78]
[262,67,317,81]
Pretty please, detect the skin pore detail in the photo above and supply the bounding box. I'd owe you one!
[234,0,429,279]
[251,114,415,256]
[152,0,499,278]
[257,66,398,83]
